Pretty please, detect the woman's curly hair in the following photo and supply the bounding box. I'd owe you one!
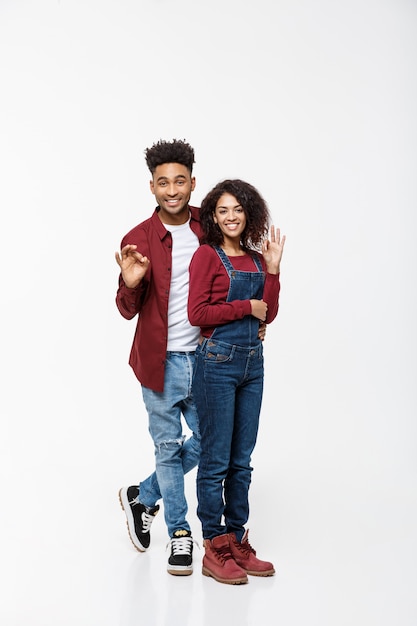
[145,139,195,174]
[200,179,270,251]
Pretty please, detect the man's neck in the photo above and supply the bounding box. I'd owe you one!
[158,206,190,226]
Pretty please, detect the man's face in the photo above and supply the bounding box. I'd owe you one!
[150,162,196,225]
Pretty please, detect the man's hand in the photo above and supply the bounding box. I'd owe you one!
[258,321,267,341]
[115,244,150,289]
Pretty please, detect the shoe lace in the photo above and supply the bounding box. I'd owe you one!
[140,510,155,533]
[169,535,193,555]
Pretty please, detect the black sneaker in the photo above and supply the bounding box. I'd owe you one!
[167,529,194,576]
[118,486,159,552]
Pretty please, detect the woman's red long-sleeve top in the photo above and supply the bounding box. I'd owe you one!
[187,244,281,338]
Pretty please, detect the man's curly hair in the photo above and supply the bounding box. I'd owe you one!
[145,139,195,174]
[200,179,271,252]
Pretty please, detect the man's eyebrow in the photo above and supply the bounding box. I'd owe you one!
[156,174,187,182]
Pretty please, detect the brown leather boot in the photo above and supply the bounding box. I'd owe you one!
[202,534,248,585]
[229,530,275,576]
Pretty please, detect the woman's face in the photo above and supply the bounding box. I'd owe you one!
[213,193,247,244]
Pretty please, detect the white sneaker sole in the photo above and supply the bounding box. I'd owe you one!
[167,564,193,576]
[118,488,147,552]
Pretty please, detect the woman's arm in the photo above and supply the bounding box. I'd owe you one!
[188,246,252,327]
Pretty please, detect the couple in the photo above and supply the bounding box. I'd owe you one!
[115,138,286,585]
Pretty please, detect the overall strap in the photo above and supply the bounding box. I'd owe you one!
[214,246,264,273]
[214,246,234,274]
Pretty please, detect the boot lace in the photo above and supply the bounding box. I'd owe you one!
[215,544,235,564]
[233,535,256,556]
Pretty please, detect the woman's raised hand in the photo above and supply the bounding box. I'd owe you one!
[262,226,286,274]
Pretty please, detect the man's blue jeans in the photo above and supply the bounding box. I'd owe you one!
[139,351,200,538]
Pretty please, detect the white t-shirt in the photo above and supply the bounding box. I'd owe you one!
[166,219,200,351]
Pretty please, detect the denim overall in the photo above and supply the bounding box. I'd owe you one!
[193,246,265,541]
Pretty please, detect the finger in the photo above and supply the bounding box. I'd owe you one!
[275,227,281,244]
[120,244,137,255]
[270,225,276,242]
[124,246,140,260]
[128,250,148,264]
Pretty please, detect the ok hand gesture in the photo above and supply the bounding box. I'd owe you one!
[115,244,150,289]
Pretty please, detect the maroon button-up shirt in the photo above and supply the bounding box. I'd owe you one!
[116,206,203,392]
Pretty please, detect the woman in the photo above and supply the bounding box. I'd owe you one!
[188,179,286,585]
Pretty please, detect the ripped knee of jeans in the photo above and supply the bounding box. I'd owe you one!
[155,435,186,454]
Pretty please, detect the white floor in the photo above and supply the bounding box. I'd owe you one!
[2,456,416,626]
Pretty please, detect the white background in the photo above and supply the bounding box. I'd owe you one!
[1,1,416,625]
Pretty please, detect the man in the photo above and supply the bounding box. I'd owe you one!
[115,139,202,576]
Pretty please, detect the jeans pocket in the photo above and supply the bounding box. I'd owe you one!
[204,342,233,363]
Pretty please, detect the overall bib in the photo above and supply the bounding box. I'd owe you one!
[193,246,266,541]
